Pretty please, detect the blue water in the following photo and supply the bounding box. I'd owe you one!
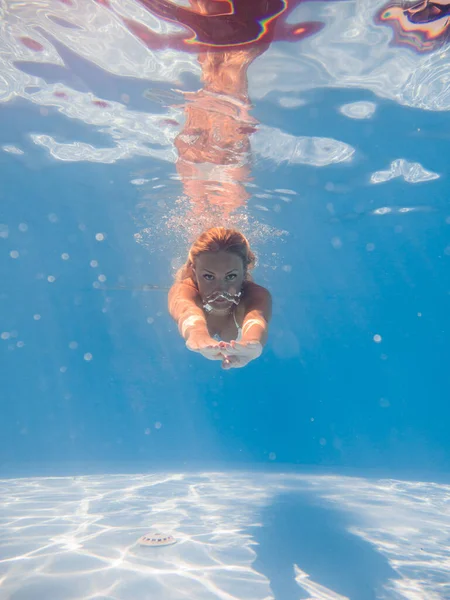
[1,1,450,598]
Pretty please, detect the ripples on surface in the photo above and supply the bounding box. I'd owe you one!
[2,0,450,157]
[1,0,448,250]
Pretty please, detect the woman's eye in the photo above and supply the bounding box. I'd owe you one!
[226,274,237,280]
[203,274,214,281]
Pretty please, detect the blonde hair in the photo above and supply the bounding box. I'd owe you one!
[176,227,255,284]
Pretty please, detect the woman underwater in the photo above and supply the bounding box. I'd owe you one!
[149,0,282,367]
[169,227,271,369]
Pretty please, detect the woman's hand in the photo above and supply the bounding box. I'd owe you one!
[186,331,224,361]
[186,331,263,368]
[218,340,263,369]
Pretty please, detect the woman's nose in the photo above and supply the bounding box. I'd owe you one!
[225,283,237,295]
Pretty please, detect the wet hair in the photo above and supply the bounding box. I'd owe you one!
[176,227,255,284]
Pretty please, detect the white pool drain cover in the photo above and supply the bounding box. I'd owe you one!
[138,532,177,547]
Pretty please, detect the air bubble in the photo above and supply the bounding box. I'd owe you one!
[84,353,93,361]
[10,251,19,259]
[373,334,382,343]
[95,233,105,241]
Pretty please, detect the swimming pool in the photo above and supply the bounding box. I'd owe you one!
[1,0,449,597]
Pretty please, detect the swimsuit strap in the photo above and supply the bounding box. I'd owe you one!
[233,309,242,341]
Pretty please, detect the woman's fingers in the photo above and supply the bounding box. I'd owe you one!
[222,355,242,369]
[187,340,223,360]
[218,341,232,351]
[200,347,225,360]
[187,339,261,367]
[220,341,262,358]
[221,342,262,368]
[222,357,232,369]
[222,355,251,369]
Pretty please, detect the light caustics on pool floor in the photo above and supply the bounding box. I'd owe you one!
[0,472,449,599]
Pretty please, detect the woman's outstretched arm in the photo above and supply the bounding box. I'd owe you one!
[168,281,223,359]
[241,282,272,345]
[168,281,207,341]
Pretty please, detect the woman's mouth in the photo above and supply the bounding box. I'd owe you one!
[212,296,229,304]
[203,291,241,312]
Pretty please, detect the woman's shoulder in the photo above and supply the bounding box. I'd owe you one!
[242,280,271,299]
[179,277,198,289]
[169,278,199,299]
[168,278,202,315]
[234,281,271,325]
[241,281,272,318]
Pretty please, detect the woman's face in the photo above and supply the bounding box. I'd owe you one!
[193,250,245,313]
